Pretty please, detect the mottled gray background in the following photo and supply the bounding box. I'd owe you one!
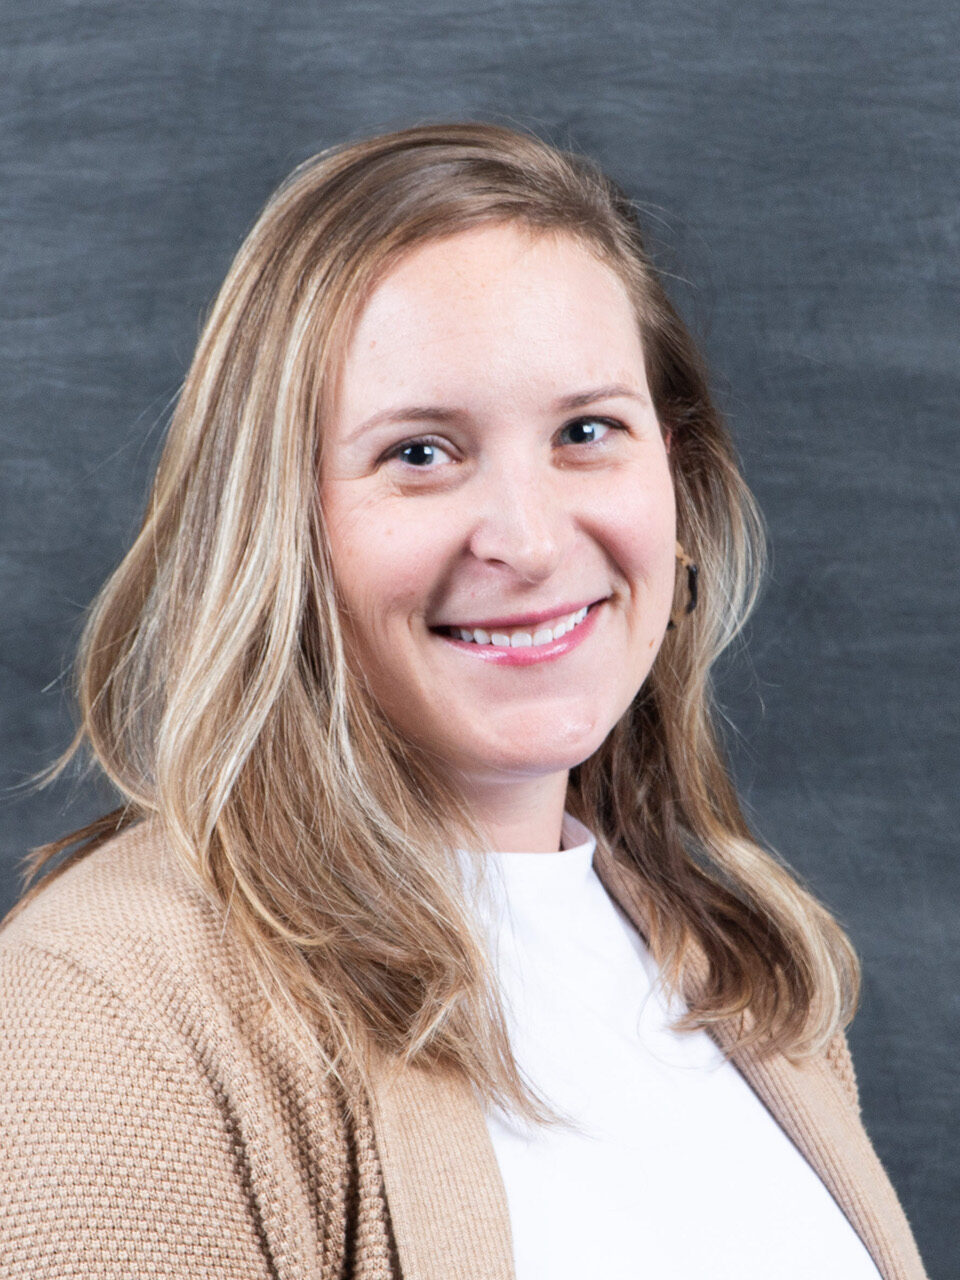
[1,1,956,1272]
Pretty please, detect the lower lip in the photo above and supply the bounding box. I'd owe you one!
[431,600,606,666]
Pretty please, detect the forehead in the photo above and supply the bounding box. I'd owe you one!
[333,224,647,415]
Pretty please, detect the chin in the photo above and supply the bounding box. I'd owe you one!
[475,734,611,776]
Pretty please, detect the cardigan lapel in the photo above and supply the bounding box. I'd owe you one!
[366,1043,516,1280]
[366,837,926,1280]
[701,1020,928,1280]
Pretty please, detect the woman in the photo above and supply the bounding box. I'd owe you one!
[0,122,927,1278]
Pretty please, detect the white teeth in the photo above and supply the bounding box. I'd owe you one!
[448,605,591,648]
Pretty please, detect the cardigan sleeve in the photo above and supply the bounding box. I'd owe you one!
[0,940,282,1280]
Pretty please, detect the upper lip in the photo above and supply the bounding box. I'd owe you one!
[432,597,607,630]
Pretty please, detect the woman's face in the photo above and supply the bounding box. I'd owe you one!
[319,222,677,795]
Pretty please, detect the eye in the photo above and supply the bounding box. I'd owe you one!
[557,415,626,447]
[382,435,456,469]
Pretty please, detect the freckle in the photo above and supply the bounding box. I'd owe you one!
[648,638,654,647]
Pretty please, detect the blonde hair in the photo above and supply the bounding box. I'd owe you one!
[5,121,859,1129]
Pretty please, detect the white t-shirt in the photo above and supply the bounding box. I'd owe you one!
[459,811,882,1280]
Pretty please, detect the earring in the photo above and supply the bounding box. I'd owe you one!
[666,541,698,630]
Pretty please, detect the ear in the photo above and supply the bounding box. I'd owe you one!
[664,428,673,455]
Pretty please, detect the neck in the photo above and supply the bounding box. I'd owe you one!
[452,769,571,853]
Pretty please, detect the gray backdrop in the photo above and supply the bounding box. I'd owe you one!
[2,1,956,1273]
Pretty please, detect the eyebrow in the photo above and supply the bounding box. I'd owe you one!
[345,383,651,444]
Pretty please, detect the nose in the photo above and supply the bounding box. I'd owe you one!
[465,456,567,583]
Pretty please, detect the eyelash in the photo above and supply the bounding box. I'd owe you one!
[382,416,629,469]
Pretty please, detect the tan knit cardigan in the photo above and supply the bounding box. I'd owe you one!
[0,819,927,1279]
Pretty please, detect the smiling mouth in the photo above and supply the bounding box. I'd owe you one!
[430,599,606,649]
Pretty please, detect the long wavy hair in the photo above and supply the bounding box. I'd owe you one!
[5,121,859,1128]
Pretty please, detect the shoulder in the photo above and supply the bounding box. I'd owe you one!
[1,817,236,1002]
[0,816,366,1148]
[0,817,279,1101]
[822,1025,862,1116]
[0,816,288,1072]
[0,816,341,1090]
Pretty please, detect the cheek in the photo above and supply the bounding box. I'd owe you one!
[600,469,677,585]
[321,487,440,623]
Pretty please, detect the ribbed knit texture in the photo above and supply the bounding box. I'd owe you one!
[0,818,928,1279]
